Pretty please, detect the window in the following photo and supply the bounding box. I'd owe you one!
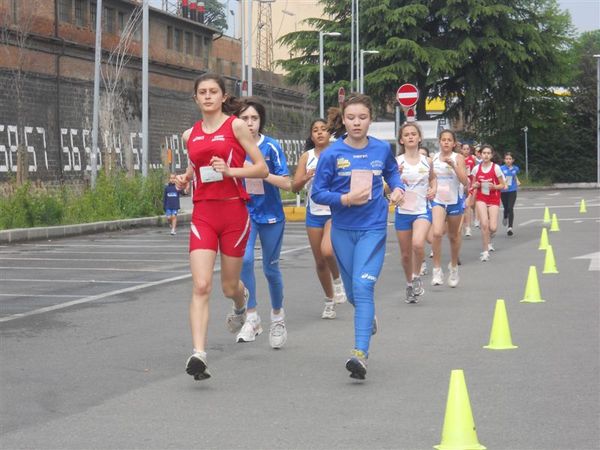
[74,0,86,27]
[118,11,125,35]
[203,36,211,67]
[11,0,18,23]
[216,58,224,74]
[59,0,72,23]
[231,62,239,78]
[166,26,173,49]
[174,29,182,52]
[194,34,202,57]
[184,32,193,55]
[91,3,96,30]
[104,6,115,34]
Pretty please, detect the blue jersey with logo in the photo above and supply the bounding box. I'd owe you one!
[163,183,181,211]
[311,136,404,230]
[245,135,289,224]
[500,164,520,192]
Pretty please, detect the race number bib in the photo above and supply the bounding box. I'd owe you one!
[200,166,224,183]
[245,178,265,195]
[350,169,373,200]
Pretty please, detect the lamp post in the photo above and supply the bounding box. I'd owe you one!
[359,49,379,94]
[319,31,341,118]
[594,54,600,187]
[522,126,529,180]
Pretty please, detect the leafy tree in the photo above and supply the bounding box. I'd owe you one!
[278,0,572,124]
[204,0,228,33]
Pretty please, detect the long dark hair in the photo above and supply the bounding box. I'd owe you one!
[193,73,242,114]
[304,118,328,151]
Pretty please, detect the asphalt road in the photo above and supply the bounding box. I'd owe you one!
[1,189,599,450]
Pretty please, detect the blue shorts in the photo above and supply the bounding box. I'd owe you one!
[431,200,464,216]
[165,209,178,217]
[395,210,432,231]
[306,211,331,228]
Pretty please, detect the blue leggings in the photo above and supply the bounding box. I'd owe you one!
[241,219,285,311]
[331,227,387,356]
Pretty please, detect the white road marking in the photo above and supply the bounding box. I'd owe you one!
[0,266,188,273]
[0,257,184,263]
[519,217,599,226]
[574,220,583,224]
[0,293,82,298]
[547,192,560,196]
[573,252,600,271]
[514,204,599,210]
[0,250,187,256]
[0,245,312,323]
[9,243,187,249]
[1,278,142,284]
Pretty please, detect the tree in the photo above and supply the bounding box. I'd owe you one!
[203,0,227,33]
[278,0,572,125]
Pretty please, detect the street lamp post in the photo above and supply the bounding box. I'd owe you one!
[594,54,600,187]
[522,126,529,180]
[359,49,379,94]
[319,31,341,118]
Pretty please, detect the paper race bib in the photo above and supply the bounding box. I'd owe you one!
[245,178,265,195]
[504,176,512,189]
[400,190,418,212]
[481,181,491,195]
[437,182,452,203]
[200,166,224,183]
[350,169,373,200]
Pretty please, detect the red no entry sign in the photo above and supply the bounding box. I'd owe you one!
[397,84,419,108]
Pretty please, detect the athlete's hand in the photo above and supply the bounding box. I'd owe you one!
[305,169,315,182]
[346,185,371,206]
[210,156,231,176]
[389,188,405,206]
[175,174,189,190]
[426,186,436,200]
[472,181,480,189]
[441,156,455,168]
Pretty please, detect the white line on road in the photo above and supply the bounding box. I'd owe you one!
[0,245,312,323]
[519,217,600,226]
[1,278,142,284]
[0,266,188,273]
[515,204,599,210]
[0,250,187,256]
[0,293,82,298]
[10,243,187,249]
[0,257,184,263]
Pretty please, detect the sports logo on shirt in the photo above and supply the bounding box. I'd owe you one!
[192,136,205,142]
[212,135,225,142]
[337,157,351,169]
[370,160,383,169]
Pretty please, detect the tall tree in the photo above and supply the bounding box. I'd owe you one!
[203,0,228,33]
[278,0,571,123]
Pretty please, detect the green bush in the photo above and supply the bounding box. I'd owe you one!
[0,171,166,230]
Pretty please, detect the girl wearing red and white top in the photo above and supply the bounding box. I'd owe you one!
[460,143,477,237]
[470,144,506,262]
[176,74,268,380]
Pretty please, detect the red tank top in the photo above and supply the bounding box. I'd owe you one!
[187,115,249,202]
[474,162,501,205]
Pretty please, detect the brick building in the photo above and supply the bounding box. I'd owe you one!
[0,0,311,186]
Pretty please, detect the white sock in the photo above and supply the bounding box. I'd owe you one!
[333,277,342,286]
[246,311,258,321]
[192,349,206,358]
[271,309,284,322]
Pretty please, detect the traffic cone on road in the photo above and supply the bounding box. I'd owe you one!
[484,299,518,350]
[538,227,549,251]
[521,266,545,303]
[543,207,551,224]
[434,370,486,450]
[579,199,587,213]
[550,213,560,232]
[543,245,559,274]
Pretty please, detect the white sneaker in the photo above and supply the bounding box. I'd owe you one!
[480,251,490,262]
[333,280,347,304]
[412,276,424,296]
[269,319,287,349]
[170,229,176,236]
[321,300,336,319]
[236,314,263,342]
[185,352,211,380]
[488,242,495,252]
[431,267,444,286]
[447,263,459,288]
[225,288,248,333]
[464,226,472,237]
[419,261,428,276]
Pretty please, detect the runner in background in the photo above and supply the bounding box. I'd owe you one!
[500,152,520,236]
[176,74,268,381]
[312,94,405,380]
[471,144,506,261]
[430,130,469,288]
[236,99,291,348]
[292,119,347,320]
[461,143,477,237]
[394,124,436,303]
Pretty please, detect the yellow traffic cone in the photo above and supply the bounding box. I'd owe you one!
[538,227,549,251]
[579,199,587,213]
[434,370,486,450]
[543,245,559,274]
[550,213,560,232]
[520,266,545,303]
[484,299,518,350]
[543,207,551,224]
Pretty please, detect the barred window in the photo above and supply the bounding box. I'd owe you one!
[74,0,86,26]
[59,0,72,23]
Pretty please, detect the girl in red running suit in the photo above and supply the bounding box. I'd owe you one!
[471,144,506,262]
[176,74,268,381]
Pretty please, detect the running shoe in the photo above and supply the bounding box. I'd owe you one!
[507,227,514,236]
[321,300,336,319]
[405,285,418,304]
[502,217,508,226]
[412,276,424,296]
[333,280,347,304]
[225,288,248,333]
[474,219,480,228]
[488,242,495,252]
[447,263,459,288]
[431,267,444,286]
[419,261,428,276]
[186,352,211,380]
[170,230,176,236]
[372,316,378,335]
[345,349,368,380]
[236,314,262,342]
[464,226,472,237]
[480,251,490,262]
[429,250,434,258]
[269,319,287,349]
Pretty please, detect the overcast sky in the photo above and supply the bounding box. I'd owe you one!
[557,0,600,33]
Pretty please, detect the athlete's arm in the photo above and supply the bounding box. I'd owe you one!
[427,156,437,200]
[452,154,469,187]
[175,128,194,190]
[264,140,292,192]
[494,165,506,191]
[291,151,313,193]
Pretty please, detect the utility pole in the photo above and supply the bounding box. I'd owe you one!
[142,0,149,178]
[91,0,102,188]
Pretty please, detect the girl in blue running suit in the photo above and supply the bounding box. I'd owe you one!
[311,94,405,380]
[237,99,292,349]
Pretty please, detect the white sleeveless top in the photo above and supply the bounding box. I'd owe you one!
[432,152,461,205]
[306,149,331,216]
[396,154,430,215]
